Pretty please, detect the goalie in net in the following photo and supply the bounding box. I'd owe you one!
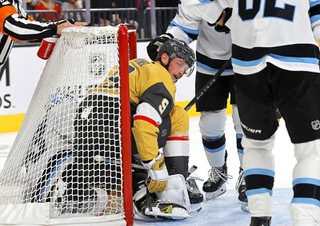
[82,38,202,220]
[0,26,130,225]
[0,28,200,224]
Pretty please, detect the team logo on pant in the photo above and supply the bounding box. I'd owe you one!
[241,122,262,134]
[311,119,320,130]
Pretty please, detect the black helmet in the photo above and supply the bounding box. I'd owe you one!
[156,38,195,69]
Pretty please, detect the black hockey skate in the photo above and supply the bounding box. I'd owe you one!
[236,168,248,212]
[186,178,203,204]
[186,177,203,213]
[202,163,231,200]
[185,165,203,212]
[249,216,271,226]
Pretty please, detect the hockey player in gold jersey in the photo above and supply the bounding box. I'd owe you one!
[76,38,198,220]
[130,40,195,220]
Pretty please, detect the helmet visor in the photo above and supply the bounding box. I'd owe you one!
[184,64,195,77]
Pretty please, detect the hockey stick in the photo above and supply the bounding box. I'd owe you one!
[184,59,232,112]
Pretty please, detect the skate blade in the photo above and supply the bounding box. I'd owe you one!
[144,207,191,220]
[240,202,249,212]
[190,203,202,213]
[205,184,227,200]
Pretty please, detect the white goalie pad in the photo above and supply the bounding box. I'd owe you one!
[156,174,191,212]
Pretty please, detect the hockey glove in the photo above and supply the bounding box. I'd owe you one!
[146,33,174,61]
[142,152,169,193]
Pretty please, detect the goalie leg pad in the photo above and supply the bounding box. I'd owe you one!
[133,185,190,221]
[156,174,191,212]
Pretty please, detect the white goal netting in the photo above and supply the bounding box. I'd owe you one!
[0,26,130,225]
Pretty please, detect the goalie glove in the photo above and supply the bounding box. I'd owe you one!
[142,152,169,193]
[147,33,174,61]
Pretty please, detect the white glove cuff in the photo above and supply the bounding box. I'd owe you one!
[141,152,162,170]
[142,152,169,181]
[148,165,169,181]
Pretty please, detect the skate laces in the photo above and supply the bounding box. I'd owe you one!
[208,167,232,183]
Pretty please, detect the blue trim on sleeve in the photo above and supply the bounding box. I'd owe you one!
[170,20,199,35]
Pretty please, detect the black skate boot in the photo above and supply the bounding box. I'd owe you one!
[249,216,271,226]
[186,178,203,213]
[202,163,231,200]
[186,178,204,204]
[236,167,248,212]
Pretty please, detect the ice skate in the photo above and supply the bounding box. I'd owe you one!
[236,168,248,212]
[249,216,271,226]
[186,178,203,212]
[202,164,232,200]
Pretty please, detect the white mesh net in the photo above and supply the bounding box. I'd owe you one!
[0,26,128,225]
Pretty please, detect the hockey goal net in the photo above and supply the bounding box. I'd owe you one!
[0,25,135,225]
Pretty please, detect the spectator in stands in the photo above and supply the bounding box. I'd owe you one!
[0,0,87,72]
[61,0,83,22]
[26,0,39,10]
[136,0,150,11]
[34,0,62,22]
[99,15,122,26]
[90,0,124,26]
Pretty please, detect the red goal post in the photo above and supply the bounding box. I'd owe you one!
[0,24,135,226]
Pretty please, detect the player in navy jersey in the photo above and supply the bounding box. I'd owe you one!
[216,0,320,225]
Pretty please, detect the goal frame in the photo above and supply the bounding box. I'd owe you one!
[118,24,133,226]
[0,24,135,226]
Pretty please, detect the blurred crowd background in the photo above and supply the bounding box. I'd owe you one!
[24,0,180,40]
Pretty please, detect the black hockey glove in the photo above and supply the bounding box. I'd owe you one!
[147,33,174,61]
[215,8,232,33]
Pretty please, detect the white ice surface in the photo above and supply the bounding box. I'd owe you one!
[0,116,295,226]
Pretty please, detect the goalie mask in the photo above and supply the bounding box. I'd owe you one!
[156,38,195,77]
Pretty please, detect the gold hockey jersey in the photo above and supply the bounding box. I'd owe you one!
[93,58,176,161]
